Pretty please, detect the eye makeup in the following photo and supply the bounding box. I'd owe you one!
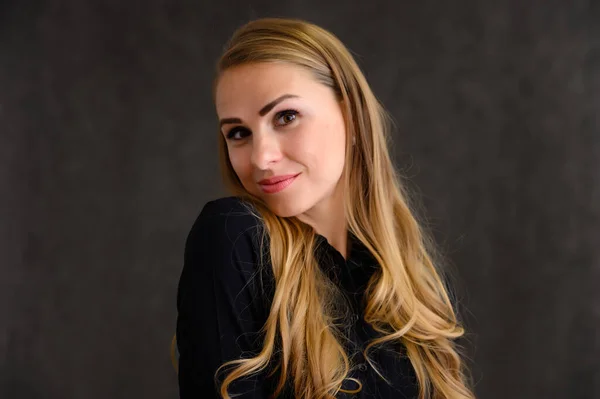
[224,109,300,141]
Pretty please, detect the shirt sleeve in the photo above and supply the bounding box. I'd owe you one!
[176,197,275,399]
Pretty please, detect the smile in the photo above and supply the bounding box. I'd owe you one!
[259,173,300,194]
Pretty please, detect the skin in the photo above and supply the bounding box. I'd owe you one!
[215,62,351,258]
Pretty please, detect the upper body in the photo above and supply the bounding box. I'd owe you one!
[176,196,419,398]
[177,17,473,399]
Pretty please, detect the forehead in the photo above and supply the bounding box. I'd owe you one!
[215,62,318,115]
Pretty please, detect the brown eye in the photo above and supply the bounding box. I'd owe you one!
[226,127,251,141]
[275,110,298,126]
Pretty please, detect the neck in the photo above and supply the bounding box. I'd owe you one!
[296,184,349,259]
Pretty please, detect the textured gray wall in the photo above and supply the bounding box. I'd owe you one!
[1,1,599,398]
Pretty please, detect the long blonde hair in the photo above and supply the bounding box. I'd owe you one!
[212,17,474,399]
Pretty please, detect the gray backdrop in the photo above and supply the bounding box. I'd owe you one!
[2,1,599,398]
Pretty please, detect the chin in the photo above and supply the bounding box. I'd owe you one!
[263,197,310,218]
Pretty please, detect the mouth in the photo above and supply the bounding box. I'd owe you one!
[258,173,301,194]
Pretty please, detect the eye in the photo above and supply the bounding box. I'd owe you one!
[275,110,298,126]
[226,127,251,141]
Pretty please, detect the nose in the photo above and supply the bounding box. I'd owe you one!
[250,131,282,170]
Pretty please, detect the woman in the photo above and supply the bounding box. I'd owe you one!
[176,17,474,399]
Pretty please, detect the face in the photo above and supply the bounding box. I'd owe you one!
[215,62,348,218]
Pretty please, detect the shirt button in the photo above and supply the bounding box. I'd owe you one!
[357,363,367,372]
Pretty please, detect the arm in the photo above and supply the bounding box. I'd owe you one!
[176,198,274,399]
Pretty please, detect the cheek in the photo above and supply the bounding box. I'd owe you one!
[228,149,252,181]
[305,120,346,172]
[284,131,344,191]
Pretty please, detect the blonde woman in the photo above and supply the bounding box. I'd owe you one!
[176,17,475,399]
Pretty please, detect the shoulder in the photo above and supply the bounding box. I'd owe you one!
[179,196,271,308]
[199,195,257,216]
[184,196,266,272]
[195,195,260,223]
[188,196,263,243]
[177,198,274,358]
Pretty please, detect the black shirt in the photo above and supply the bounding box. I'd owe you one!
[176,197,419,398]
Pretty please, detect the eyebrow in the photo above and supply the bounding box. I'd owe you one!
[219,94,299,128]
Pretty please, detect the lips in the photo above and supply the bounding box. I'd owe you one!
[258,173,300,185]
[258,173,301,194]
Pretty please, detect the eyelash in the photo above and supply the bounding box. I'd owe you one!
[226,109,299,141]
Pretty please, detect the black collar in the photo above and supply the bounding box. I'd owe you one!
[314,231,377,279]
